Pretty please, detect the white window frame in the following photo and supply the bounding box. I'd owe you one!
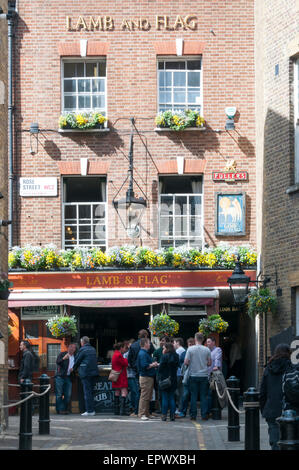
[157,57,203,114]
[295,59,299,183]
[61,58,107,115]
[61,177,107,250]
[159,188,204,250]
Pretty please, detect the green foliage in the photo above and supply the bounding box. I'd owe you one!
[247,288,277,319]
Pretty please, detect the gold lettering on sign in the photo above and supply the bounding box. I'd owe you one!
[104,16,114,31]
[66,16,72,31]
[121,18,151,31]
[184,15,198,30]
[173,15,185,30]
[89,16,103,30]
[76,16,88,31]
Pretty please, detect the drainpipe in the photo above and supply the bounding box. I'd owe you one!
[0,7,16,249]
[7,10,16,250]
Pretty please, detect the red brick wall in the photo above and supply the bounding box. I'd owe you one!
[13,0,256,250]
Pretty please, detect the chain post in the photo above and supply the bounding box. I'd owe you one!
[227,376,240,441]
[38,374,50,435]
[19,379,33,450]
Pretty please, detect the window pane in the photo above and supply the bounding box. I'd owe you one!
[78,95,91,109]
[76,63,84,77]
[187,60,201,70]
[188,71,200,87]
[160,196,173,215]
[47,344,61,371]
[86,63,97,77]
[99,62,106,77]
[92,78,105,93]
[64,63,76,78]
[78,79,91,92]
[158,62,164,70]
[160,216,173,237]
[64,79,76,93]
[79,205,91,221]
[175,196,187,215]
[190,216,202,235]
[24,323,39,339]
[175,217,188,236]
[165,61,185,70]
[79,226,91,240]
[94,222,105,240]
[188,91,201,104]
[190,196,202,216]
[174,71,186,87]
[64,205,76,220]
[65,225,77,242]
[64,95,76,109]
[173,90,186,103]
[92,95,105,109]
[94,204,105,218]
[159,91,171,104]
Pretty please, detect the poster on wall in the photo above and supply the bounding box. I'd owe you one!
[215,192,246,236]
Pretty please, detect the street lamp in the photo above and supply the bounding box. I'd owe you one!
[227,255,271,306]
[113,118,146,238]
[227,255,251,306]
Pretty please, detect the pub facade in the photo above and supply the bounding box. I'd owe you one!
[6,0,258,410]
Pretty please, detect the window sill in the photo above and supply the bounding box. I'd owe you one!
[286,184,299,194]
[155,127,206,132]
[58,128,110,134]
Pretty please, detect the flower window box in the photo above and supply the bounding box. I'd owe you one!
[58,112,109,133]
[155,110,205,132]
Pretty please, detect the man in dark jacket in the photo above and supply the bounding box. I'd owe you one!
[18,340,34,383]
[128,329,155,374]
[55,343,77,414]
[72,336,99,416]
[136,338,159,420]
[259,344,292,450]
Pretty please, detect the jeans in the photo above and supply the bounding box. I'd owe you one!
[161,390,176,416]
[180,382,191,415]
[175,376,184,409]
[128,377,139,414]
[55,376,72,413]
[189,376,209,419]
[266,418,280,450]
[81,376,96,413]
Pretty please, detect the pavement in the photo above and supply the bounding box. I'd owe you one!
[0,408,271,452]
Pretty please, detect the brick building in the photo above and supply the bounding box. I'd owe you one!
[0,0,9,433]
[6,0,259,408]
[255,0,299,364]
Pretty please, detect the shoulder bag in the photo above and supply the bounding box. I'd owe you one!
[108,368,123,382]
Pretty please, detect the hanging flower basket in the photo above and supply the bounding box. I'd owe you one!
[149,313,179,338]
[247,288,277,319]
[46,315,78,339]
[198,314,229,337]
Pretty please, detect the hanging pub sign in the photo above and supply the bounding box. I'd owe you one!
[215,192,246,236]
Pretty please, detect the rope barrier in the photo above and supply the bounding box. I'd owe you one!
[1,385,51,409]
[214,381,245,415]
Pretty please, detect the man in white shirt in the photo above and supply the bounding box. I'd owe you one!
[55,343,77,414]
[184,333,211,421]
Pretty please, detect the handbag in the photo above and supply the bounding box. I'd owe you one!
[108,368,122,382]
[159,376,172,390]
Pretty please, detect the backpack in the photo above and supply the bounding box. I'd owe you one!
[283,366,299,406]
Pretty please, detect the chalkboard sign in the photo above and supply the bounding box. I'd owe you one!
[93,376,115,413]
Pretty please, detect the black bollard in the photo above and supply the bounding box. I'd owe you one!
[19,379,33,450]
[211,388,222,420]
[244,387,260,450]
[277,410,299,450]
[226,376,240,441]
[38,374,50,435]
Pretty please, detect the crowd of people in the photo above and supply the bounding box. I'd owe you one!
[18,332,299,450]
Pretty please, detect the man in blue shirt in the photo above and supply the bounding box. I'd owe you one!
[137,337,159,421]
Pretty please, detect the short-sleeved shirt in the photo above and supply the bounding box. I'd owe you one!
[185,345,211,377]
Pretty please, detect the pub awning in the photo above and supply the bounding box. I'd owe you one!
[8,288,219,308]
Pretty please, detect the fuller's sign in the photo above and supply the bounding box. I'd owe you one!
[212,172,248,182]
